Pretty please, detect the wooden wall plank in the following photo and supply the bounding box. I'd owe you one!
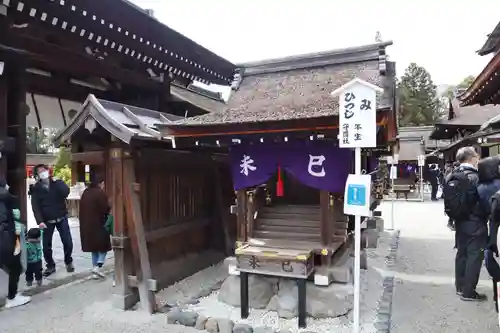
[109,144,137,310]
[123,152,156,313]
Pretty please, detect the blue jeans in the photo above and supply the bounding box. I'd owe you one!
[43,216,73,268]
[91,252,107,267]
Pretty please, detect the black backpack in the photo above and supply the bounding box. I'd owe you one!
[0,201,15,267]
[443,170,478,221]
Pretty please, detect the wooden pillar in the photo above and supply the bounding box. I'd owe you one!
[6,62,27,221]
[122,150,156,313]
[109,142,138,310]
[70,144,85,185]
[320,190,331,246]
[236,189,247,243]
[320,190,332,266]
[246,191,255,240]
[214,165,232,255]
[0,73,7,180]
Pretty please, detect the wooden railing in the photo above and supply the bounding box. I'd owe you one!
[246,185,266,239]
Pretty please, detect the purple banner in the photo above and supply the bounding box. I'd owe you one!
[230,143,277,190]
[230,141,353,193]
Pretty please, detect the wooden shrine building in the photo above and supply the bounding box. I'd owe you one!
[429,98,500,161]
[53,95,236,313]
[158,41,398,290]
[432,20,500,158]
[0,0,235,221]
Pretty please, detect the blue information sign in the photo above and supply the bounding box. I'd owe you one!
[346,184,366,206]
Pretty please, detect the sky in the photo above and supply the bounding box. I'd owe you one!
[131,0,499,87]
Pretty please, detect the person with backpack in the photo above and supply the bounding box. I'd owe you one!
[0,180,31,308]
[443,146,486,302]
[445,162,460,231]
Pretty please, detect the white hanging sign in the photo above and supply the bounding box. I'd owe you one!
[390,166,398,180]
[417,155,425,167]
[343,174,372,217]
[332,78,383,149]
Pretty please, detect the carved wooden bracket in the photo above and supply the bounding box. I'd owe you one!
[111,236,130,249]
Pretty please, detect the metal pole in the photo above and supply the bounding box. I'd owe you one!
[420,165,424,202]
[353,147,362,333]
[390,162,395,230]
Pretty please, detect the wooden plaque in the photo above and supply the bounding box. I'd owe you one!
[235,245,314,279]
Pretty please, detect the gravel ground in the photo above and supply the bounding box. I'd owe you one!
[180,234,393,333]
[0,278,203,333]
[156,262,228,307]
[381,201,499,333]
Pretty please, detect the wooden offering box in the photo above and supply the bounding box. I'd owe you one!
[235,244,314,279]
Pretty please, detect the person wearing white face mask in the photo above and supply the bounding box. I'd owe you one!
[30,164,74,277]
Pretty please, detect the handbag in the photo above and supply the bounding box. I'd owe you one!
[104,214,114,235]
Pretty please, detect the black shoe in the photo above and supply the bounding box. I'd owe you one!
[26,281,33,287]
[461,292,487,302]
[43,267,56,277]
[66,263,75,273]
[456,290,463,296]
[36,280,43,287]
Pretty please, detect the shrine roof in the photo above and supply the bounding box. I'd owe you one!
[170,83,225,113]
[158,41,395,128]
[439,101,500,127]
[53,95,182,147]
[477,21,500,56]
[397,126,449,149]
[6,0,235,85]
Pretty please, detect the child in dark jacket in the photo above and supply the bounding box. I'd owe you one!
[25,228,43,286]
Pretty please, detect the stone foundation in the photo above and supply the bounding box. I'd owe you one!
[218,275,353,319]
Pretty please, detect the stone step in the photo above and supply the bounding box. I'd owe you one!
[256,223,348,236]
[253,230,321,242]
[260,205,321,215]
[257,217,320,227]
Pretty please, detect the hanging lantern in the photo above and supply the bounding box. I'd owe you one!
[276,164,284,197]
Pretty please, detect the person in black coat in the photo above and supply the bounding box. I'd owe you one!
[30,164,74,277]
[0,180,31,308]
[428,164,439,201]
[456,154,500,302]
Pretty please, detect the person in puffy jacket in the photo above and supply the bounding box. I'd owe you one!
[0,180,31,308]
[459,155,500,302]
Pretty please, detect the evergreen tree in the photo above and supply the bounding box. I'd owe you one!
[397,63,443,126]
[444,75,476,99]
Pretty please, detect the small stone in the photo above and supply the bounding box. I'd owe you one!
[195,315,208,330]
[217,318,234,333]
[166,308,181,324]
[211,280,224,291]
[205,317,219,333]
[173,311,199,327]
[184,298,200,305]
[253,327,274,333]
[306,282,353,318]
[233,323,253,333]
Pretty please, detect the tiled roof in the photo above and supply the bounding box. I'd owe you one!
[53,95,182,146]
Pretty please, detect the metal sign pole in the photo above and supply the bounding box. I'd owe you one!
[353,147,362,332]
[390,164,395,230]
[419,165,424,202]
[332,77,383,333]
